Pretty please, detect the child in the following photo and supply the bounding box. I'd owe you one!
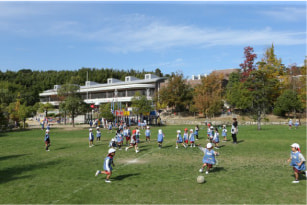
[288,119,293,130]
[176,130,186,149]
[44,130,51,151]
[287,143,306,183]
[108,122,113,133]
[96,127,101,142]
[157,129,164,149]
[109,137,117,148]
[207,126,211,141]
[145,126,151,143]
[123,127,129,145]
[195,125,199,140]
[183,128,189,145]
[116,129,123,150]
[294,120,299,129]
[89,128,94,147]
[212,127,220,149]
[189,129,195,147]
[222,125,227,142]
[125,128,139,153]
[198,143,219,174]
[95,148,116,183]
[209,126,214,143]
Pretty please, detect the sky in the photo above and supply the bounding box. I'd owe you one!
[0,0,306,78]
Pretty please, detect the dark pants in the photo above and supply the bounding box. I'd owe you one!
[232,134,237,143]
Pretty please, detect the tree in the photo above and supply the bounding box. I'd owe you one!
[58,84,87,127]
[240,46,257,82]
[273,90,303,117]
[242,70,280,130]
[131,91,153,122]
[193,73,224,118]
[99,103,115,122]
[158,72,193,112]
[38,103,54,118]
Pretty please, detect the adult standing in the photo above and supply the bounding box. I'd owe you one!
[231,118,238,144]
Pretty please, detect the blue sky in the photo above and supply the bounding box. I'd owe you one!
[0,1,306,78]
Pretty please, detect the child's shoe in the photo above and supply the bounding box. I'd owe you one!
[125,147,128,151]
[95,170,100,176]
[292,180,299,183]
[199,168,203,173]
[176,146,178,149]
[205,171,209,174]
[105,179,111,183]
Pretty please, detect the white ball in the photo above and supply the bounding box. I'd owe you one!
[197,175,205,184]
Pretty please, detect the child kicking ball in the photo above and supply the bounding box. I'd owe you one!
[198,143,219,174]
[95,148,116,183]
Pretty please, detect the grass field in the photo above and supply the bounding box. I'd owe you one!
[0,124,306,204]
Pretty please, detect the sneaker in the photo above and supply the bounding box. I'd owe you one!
[125,147,128,151]
[95,170,100,176]
[176,146,178,149]
[105,179,111,183]
[205,171,209,174]
[292,180,299,183]
[199,168,203,173]
[136,150,139,153]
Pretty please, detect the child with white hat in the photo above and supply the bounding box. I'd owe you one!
[157,129,164,149]
[95,148,116,183]
[89,128,94,147]
[287,143,306,183]
[198,143,219,174]
[145,126,151,143]
[189,129,195,147]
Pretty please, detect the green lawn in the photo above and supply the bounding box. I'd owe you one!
[0,125,306,204]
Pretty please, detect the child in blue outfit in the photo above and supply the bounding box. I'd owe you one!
[96,127,101,142]
[95,148,116,183]
[198,143,219,174]
[157,129,164,149]
[189,129,195,147]
[222,125,227,142]
[145,126,151,143]
[287,143,306,183]
[89,128,94,147]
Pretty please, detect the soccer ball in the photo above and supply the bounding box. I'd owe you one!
[197,175,205,184]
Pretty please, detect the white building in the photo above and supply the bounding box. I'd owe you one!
[39,73,167,108]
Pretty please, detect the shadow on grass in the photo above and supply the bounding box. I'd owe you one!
[237,140,245,144]
[0,159,61,184]
[0,154,31,161]
[213,166,226,173]
[113,173,141,181]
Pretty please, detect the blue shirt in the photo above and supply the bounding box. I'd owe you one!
[103,156,113,172]
[290,151,306,171]
[157,133,164,142]
[177,134,183,143]
[44,134,50,141]
[202,148,216,165]
[145,130,151,137]
[189,133,195,142]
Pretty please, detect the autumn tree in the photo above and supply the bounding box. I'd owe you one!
[193,73,224,118]
[240,46,257,82]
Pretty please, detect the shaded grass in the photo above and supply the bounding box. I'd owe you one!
[0,125,306,204]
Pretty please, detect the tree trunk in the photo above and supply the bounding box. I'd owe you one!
[72,113,75,127]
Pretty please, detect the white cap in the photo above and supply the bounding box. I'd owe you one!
[147,126,150,129]
[291,143,300,149]
[210,126,214,129]
[89,128,92,131]
[96,127,100,129]
[158,129,162,134]
[108,148,116,154]
[46,130,49,133]
[177,130,181,133]
[190,129,193,132]
[206,143,213,149]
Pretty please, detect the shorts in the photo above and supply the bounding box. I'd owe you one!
[293,167,300,173]
[190,141,194,144]
[185,140,188,144]
[204,164,213,168]
[45,140,50,145]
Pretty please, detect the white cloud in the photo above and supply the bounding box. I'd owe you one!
[260,7,306,22]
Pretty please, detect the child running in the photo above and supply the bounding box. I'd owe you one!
[157,129,164,149]
[89,128,94,147]
[95,148,116,183]
[44,130,51,151]
[116,129,123,150]
[176,130,186,149]
[125,128,139,153]
[198,143,219,174]
[287,143,306,183]
[222,125,227,142]
[145,126,151,143]
[189,129,195,147]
